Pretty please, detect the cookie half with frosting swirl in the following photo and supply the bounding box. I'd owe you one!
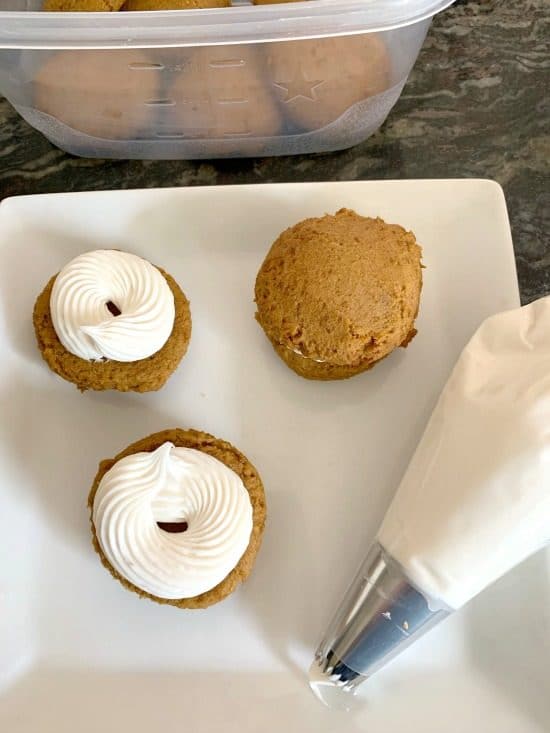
[88,428,266,608]
[33,249,191,392]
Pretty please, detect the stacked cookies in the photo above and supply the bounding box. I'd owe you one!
[255,209,422,379]
[33,34,391,143]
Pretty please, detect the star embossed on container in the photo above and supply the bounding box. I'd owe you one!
[273,68,324,102]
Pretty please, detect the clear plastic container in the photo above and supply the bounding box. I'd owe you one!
[0,0,455,159]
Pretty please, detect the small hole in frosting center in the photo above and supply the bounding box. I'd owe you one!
[157,521,188,534]
[106,300,122,317]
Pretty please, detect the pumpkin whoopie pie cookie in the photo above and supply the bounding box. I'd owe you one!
[254,208,422,380]
[33,249,191,392]
[89,428,266,609]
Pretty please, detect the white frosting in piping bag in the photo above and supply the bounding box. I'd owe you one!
[50,249,175,362]
[92,443,253,599]
[378,296,550,609]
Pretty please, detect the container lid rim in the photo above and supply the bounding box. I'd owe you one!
[0,0,456,49]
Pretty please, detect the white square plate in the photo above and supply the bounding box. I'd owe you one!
[0,181,547,733]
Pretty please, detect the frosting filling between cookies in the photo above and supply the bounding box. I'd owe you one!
[289,346,327,364]
[50,249,175,362]
[92,442,253,599]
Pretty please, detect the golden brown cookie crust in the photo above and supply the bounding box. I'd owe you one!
[88,428,267,609]
[255,208,422,380]
[43,0,123,11]
[33,265,191,392]
[123,0,229,9]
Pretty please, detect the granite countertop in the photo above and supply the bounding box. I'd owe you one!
[0,0,548,303]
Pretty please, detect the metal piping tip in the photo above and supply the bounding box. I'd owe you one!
[310,543,451,707]
[308,657,364,711]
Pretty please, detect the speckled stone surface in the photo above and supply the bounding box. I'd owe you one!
[0,0,548,303]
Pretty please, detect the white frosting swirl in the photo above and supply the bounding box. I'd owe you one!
[50,249,175,362]
[92,442,254,599]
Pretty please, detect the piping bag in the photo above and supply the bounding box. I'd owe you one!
[311,296,550,706]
